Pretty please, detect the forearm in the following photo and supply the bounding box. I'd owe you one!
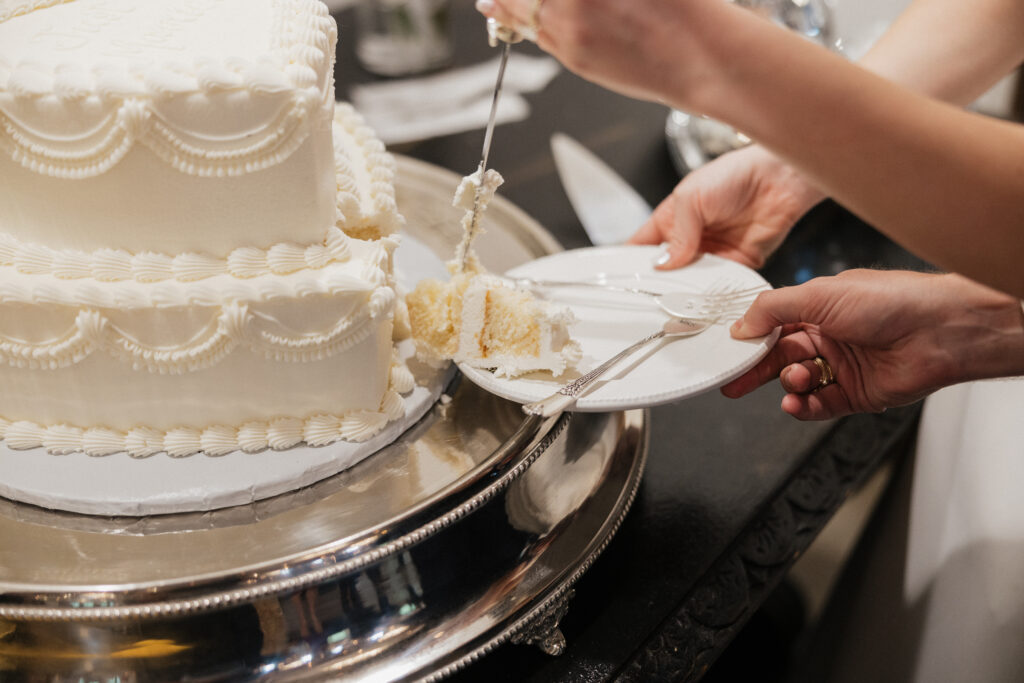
[681,2,1024,298]
[857,0,1024,106]
[739,0,1024,225]
[770,0,1024,217]
[932,274,1024,385]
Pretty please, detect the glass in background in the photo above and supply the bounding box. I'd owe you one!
[666,0,835,174]
[355,0,453,77]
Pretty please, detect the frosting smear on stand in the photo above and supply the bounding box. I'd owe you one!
[407,168,581,378]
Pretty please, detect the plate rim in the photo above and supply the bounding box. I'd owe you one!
[457,246,778,411]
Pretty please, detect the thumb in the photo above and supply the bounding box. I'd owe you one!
[730,287,801,339]
[656,183,708,270]
[628,198,695,270]
[628,187,703,269]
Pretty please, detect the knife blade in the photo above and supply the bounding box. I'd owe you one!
[551,133,653,246]
[456,18,522,273]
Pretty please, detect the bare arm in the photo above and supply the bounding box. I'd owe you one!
[722,270,1024,419]
[688,0,1024,297]
[481,0,1024,296]
[857,0,1024,106]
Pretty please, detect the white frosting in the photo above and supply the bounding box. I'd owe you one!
[0,262,401,428]
[451,167,504,274]
[0,247,392,310]
[0,106,393,266]
[407,167,580,379]
[0,227,380,284]
[0,404,400,457]
[0,0,413,459]
[0,0,347,258]
[0,0,334,177]
[455,274,581,378]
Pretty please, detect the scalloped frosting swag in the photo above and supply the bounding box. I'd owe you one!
[0,0,415,459]
[0,0,337,179]
[0,290,395,372]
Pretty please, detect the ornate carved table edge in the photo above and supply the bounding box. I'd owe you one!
[613,402,923,682]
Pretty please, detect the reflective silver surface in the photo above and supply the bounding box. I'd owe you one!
[0,157,648,681]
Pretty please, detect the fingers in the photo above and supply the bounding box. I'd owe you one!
[780,387,851,421]
[721,327,850,419]
[627,187,701,270]
[779,357,834,394]
[475,0,511,25]
[476,0,538,41]
[720,332,819,398]
[730,285,815,339]
[661,183,706,269]
[725,357,849,421]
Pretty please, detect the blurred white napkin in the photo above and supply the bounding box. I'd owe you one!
[349,54,560,145]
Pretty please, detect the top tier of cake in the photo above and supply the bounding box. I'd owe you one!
[0,0,389,265]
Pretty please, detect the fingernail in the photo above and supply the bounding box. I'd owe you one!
[475,0,494,13]
[730,318,744,336]
[654,249,671,267]
[780,366,791,383]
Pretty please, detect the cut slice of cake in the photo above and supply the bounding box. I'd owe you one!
[407,271,580,378]
[406,167,581,378]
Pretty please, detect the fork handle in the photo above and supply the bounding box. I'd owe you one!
[522,329,666,417]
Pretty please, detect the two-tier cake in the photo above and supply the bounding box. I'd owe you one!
[0,0,414,457]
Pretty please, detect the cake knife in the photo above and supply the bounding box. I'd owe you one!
[551,133,654,246]
[456,19,522,273]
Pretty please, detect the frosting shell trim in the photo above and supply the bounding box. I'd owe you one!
[0,398,403,457]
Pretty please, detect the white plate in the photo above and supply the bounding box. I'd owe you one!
[458,246,779,412]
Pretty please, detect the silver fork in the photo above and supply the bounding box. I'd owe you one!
[522,318,711,417]
[511,277,768,322]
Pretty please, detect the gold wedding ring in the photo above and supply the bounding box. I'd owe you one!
[813,356,835,389]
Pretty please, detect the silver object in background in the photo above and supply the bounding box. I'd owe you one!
[355,0,453,76]
[551,132,653,245]
[666,0,835,174]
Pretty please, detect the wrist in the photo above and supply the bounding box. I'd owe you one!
[659,1,753,116]
[941,275,1024,384]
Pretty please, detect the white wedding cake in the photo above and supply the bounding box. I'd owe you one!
[0,0,415,457]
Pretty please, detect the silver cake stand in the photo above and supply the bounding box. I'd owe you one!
[0,157,648,681]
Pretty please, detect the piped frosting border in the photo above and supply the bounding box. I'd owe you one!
[0,338,418,458]
[0,389,407,457]
[0,0,74,25]
[0,239,396,309]
[0,227,359,283]
[0,107,401,283]
[0,0,338,178]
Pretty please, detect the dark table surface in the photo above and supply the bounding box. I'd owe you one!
[333,5,929,680]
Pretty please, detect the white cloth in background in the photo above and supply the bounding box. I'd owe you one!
[802,377,1024,682]
[348,54,560,145]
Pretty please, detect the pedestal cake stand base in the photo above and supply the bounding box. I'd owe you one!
[0,157,649,681]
